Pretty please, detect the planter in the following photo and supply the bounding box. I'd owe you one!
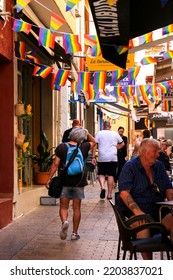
[35,171,50,185]
[15,133,26,146]
[15,103,25,116]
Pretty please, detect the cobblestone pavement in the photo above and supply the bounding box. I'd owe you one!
[0,182,162,260]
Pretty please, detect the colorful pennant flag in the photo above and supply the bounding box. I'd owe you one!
[164,100,171,111]
[86,35,101,57]
[77,72,90,91]
[93,72,106,90]
[12,19,32,34]
[39,28,56,49]
[140,57,158,65]
[84,34,97,48]
[124,85,134,97]
[16,0,32,13]
[113,86,122,98]
[15,41,25,59]
[162,24,173,35]
[133,94,141,107]
[71,80,78,93]
[32,65,53,79]
[114,45,131,55]
[66,0,80,12]
[138,32,153,45]
[139,85,153,105]
[110,69,125,86]
[50,13,66,34]
[63,34,82,53]
[87,84,97,100]
[25,54,40,64]
[162,51,173,60]
[121,93,128,104]
[128,66,141,85]
[52,69,70,87]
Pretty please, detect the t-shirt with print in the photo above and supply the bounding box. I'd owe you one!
[55,142,91,187]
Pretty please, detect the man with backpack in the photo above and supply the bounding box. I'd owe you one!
[46,127,96,241]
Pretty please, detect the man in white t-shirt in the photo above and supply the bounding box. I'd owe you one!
[92,121,124,200]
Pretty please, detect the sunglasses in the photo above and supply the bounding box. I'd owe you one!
[151,183,160,193]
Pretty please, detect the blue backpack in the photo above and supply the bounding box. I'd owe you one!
[65,143,84,175]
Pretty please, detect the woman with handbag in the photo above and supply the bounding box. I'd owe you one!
[46,127,96,240]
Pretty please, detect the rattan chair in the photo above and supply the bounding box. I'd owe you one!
[109,200,173,260]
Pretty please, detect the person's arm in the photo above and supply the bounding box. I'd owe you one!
[117,141,125,149]
[120,190,144,215]
[87,132,96,149]
[46,156,60,188]
[166,189,173,201]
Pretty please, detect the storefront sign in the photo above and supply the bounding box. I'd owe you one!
[149,112,173,121]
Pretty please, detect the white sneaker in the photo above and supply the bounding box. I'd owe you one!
[71,233,80,240]
[60,221,69,240]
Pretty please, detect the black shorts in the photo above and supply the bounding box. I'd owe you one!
[97,162,118,176]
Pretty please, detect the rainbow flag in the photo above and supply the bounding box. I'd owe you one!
[160,0,169,7]
[87,85,97,100]
[33,65,53,79]
[110,69,125,86]
[138,32,153,44]
[133,94,141,107]
[128,66,141,85]
[25,54,40,64]
[53,69,70,87]
[140,56,158,65]
[156,82,170,94]
[39,28,56,49]
[162,24,173,35]
[149,84,158,100]
[12,19,32,34]
[63,34,82,53]
[114,45,131,55]
[124,85,134,97]
[139,85,153,105]
[86,35,101,57]
[50,13,65,34]
[16,0,31,13]
[84,34,97,48]
[66,0,80,12]
[113,86,122,98]
[164,100,171,111]
[77,72,90,91]
[71,80,78,92]
[121,93,128,104]
[163,51,173,60]
[93,72,106,90]
[15,41,25,59]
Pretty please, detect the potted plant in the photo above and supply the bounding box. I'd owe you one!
[33,131,55,185]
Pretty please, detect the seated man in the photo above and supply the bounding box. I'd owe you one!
[116,138,173,260]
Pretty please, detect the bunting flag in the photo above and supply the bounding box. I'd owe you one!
[162,23,173,35]
[128,66,141,85]
[16,0,32,13]
[133,94,141,107]
[66,0,80,12]
[156,81,170,94]
[140,56,158,65]
[63,34,82,53]
[52,69,70,87]
[86,35,101,57]
[15,41,25,59]
[71,80,78,92]
[121,93,128,104]
[160,0,170,7]
[113,86,122,98]
[162,51,173,60]
[12,19,32,34]
[25,54,40,64]
[164,100,171,111]
[139,85,153,105]
[77,72,90,91]
[84,34,97,48]
[87,84,97,100]
[149,84,158,100]
[32,65,53,79]
[124,85,134,97]
[114,45,131,55]
[93,71,106,90]
[110,69,125,86]
[50,13,66,34]
[138,32,153,45]
[38,28,56,49]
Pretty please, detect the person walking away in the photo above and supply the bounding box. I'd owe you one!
[92,121,124,200]
[116,138,173,259]
[62,119,81,143]
[116,126,128,182]
[46,127,96,240]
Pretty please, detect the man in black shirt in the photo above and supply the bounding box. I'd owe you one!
[62,119,81,142]
[116,126,128,180]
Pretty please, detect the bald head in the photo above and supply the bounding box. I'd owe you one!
[138,138,160,156]
[72,119,81,127]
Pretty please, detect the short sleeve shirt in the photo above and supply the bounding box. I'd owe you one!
[55,142,90,187]
[95,130,123,162]
[117,156,172,215]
